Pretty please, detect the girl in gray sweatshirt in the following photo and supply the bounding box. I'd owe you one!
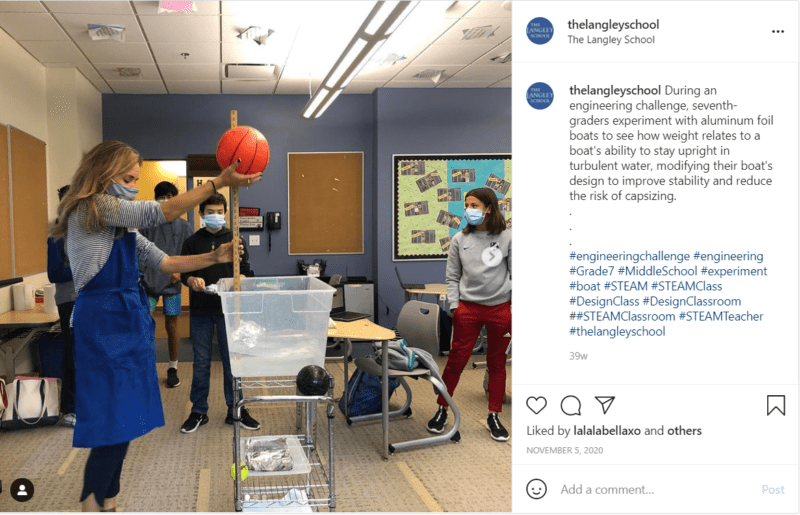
[427,187,512,442]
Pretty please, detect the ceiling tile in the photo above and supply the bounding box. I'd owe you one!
[0,2,46,13]
[151,41,219,63]
[78,42,154,64]
[383,81,437,89]
[350,63,407,82]
[221,1,301,16]
[447,64,511,82]
[0,13,69,40]
[436,17,511,46]
[221,81,276,94]
[43,1,134,14]
[412,42,496,66]
[138,14,220,42]
[444,1,478,19]
[274,78,321,95]
[76,63,103,81]
[220,41,291,66]
[437,80,493,88]
[390,64,457,82]
[91,80,113,93]
[97,63,160,80]
[132,1,220,15]
[53,13,146,42]
[18,40,87,63]
[106,80,167,94]
[342,81,385,94]
[463,1,512,19]
[166,80,221,94]
[160,63,219,81]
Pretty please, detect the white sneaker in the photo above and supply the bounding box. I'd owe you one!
[61,413,76,427]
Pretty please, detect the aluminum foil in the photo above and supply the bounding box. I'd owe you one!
[244,438,294,472]
[231,320,266,349]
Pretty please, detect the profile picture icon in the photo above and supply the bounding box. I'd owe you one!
[526,17,554,45]
[10,478,34,502]
[526,82,554,110]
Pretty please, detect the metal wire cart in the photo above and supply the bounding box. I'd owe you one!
[231,377,336,512]
[218,277,337,512]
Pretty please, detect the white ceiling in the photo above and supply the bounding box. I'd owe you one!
[0,1,512,95]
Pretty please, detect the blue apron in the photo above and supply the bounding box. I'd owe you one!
[72,230,165,448]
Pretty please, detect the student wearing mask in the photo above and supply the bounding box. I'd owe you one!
[140,181,194,388]
[50,140,258,511]
[179,193,260,434]
[426,187,512,442]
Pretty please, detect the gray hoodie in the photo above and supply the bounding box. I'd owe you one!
[446,229,511,309]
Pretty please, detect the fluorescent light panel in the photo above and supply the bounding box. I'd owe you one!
[315,89,342,118]
[325,38,368,89]
[364,1,398,35]
[302,1,418,119]
[302,88,330,118]
[386,1,418,34]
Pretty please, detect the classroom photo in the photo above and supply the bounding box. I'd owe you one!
[0,1,512,512]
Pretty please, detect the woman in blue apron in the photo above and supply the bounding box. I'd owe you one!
[50,141,261,512]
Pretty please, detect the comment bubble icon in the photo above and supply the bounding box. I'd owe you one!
[561,395,582,416]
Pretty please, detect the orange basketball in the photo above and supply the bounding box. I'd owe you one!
[216,126,270,176]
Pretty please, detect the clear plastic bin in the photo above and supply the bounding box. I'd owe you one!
[217,276,334,378]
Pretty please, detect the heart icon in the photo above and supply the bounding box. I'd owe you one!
[526,396,547,414]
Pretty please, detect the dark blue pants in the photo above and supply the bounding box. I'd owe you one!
[80,441,129,504]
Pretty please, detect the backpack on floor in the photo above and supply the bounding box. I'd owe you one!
[338,369,399,417]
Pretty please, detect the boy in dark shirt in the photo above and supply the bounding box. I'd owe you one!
[140,181,193,388]
[179,193,260,433]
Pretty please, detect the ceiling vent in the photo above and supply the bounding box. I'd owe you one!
[490,52,511,64]
[224,64,278,80]
[413,69,446,84]
[118,67,142,77]
[461,25,498,40]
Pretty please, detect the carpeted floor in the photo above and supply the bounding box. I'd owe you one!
[0,345,511,512]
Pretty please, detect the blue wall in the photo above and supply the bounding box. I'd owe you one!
[103,94,375,280]
[373,88,511,326]
[103,88,510,326]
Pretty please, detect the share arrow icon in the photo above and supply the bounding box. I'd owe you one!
[595,396,615,414]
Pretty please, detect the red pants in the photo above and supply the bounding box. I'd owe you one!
[438,300,511,413]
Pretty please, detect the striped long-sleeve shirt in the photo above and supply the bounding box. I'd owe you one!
[66,194,168,294]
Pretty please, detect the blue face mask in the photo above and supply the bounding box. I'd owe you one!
[464,208,486,226]
[204,214,226,229]
[106,182,139,201]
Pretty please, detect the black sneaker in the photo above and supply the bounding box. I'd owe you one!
[427,406,448,434]
[180,412,208,434]
[225,407,261,431]
[487,413,509,441]
[166,367,181,388]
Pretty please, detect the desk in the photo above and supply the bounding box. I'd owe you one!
[404,283,447,309]
[0,304,60,379]
[328,319,396,458]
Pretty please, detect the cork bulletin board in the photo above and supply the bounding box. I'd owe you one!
[10,127,48,276]
[0,124,11,281]
[393,154,512,261]
[288,152,363,255]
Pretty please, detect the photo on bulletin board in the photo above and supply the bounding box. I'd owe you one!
[393,154,512,261]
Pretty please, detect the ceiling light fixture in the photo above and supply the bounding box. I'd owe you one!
[302,1,419,120]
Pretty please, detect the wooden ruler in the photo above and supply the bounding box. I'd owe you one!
[230,110,240,292]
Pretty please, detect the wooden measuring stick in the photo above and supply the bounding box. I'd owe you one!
[230,110,241,292]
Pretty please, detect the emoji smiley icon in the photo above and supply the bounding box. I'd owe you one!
[527,479,547,500]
